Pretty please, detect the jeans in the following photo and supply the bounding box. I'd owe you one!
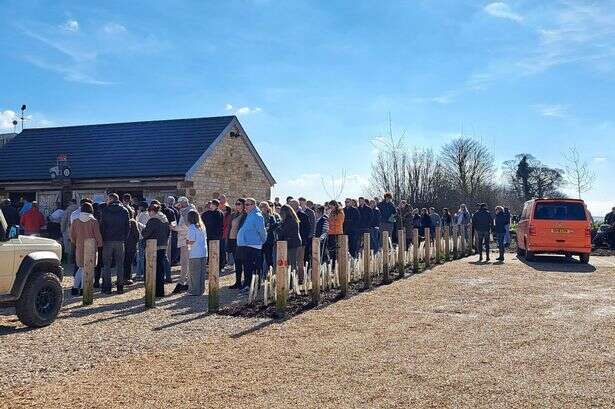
[475,230,490,258]
[124,247,136,281]
[370,227,380,252]
[348,232,360,258]
[188,257,207,295]
[179,246,189,285]
[156,249,166,297]
[496,232,505,258]
[241,246,261,288]
[504,225,511,247]
[136,240,146,277]
[102,241,125,290]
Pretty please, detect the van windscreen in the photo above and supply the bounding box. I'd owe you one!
[533,202,586,221]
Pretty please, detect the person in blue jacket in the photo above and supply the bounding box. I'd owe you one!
[237,197,267,289]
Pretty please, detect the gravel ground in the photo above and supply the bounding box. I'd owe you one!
[1,253,614,408]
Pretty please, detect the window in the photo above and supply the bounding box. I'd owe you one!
[533,202,586,221]
[521,203,530,220]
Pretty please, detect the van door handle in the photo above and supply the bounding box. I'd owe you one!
[556,239,565,243]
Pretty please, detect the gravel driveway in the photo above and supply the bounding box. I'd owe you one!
[1,253,613,408]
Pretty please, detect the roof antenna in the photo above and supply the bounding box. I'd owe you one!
[20,104,27,132]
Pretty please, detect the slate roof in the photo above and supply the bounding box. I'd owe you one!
[0,116,236,182]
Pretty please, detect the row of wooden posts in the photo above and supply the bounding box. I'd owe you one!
[80,224,474,316]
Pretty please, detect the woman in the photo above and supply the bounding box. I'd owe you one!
[260,201,279,277]
[69,202,103,296]
[141,203,170,297]
[186,210,208,295]
[278,204,302,273]
[442,208,452,237]
[494,206,507,262]
[327,200,345,268]
[228,199,246,289]
[221,204,232,270]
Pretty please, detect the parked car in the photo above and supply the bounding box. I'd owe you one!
[0,209,64,327]
[516,198,592,263]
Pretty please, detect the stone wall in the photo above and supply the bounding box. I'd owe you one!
[188,131,273,206]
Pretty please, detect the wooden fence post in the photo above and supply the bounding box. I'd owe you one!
[363,232,371,289]
[397,229,405,277]
[145,239,157,309]
[435,226,442,263]
[382,231,390,283]
[311,237,320,306]
[276,241,288,317]
[82,238,96,306]
[444,226,450,261]
[413,228,419,272]
[208,240,220,313]
[424,228,431,267]
[467,224,474,256]
[338,235,349,297]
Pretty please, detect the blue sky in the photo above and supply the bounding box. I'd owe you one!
[1,0,613,215]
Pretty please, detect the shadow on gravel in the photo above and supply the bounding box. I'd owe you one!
[0,325,36,335]
[519,255,597,273]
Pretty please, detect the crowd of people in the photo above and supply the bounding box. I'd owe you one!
[0,192,526,299]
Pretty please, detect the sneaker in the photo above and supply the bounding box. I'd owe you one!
[124,280,134,286]
[101,288,112,295]
[172,283,184,294]
[93,281,100,289]
[70,288,79,296]
[116,286,124,294]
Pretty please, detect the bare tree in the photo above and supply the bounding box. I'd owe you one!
[563,147,595,199]
[321,169,347,202]
[440,137,495,203]
[368,117,408,202]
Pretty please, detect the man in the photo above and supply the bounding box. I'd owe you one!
[358,197,373,250]
[605,207,615,249]
[369,199,381,252]
[299,197,316,267]
[343,198,361,258]
[160,203,177,283]
[455,204,471,242]
[165,196,180,265]
[236,197,267,289]
[471,203,494,262]
[314,205,329,263]
[173,196,195,293]
[202,199,224,270]
[1,199,20,231]
[100,193,130,294]
[122,194,135,218]
[378,192,396,246]
[20,201,45,236]
[429,207,441,241]
[47,202,65,240]
[135,201,150,280]
[217,194,227,211]
[286,196,294,205]
[290,199,311,282]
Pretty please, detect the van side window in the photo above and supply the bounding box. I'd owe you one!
[521,204,530,220]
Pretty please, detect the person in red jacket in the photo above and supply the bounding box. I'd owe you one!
[20,201,45,235]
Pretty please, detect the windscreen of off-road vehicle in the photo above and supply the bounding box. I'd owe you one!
[533,202,586,221]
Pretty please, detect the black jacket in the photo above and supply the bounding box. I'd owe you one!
[100,202,130,242]
[126,219,140,252]
[303,207,316,237]
[1,204,19,227]
[161,205,176,226]
[343,206,361,233]
[264,214,279,248]
[202,209,224,240]
[472,209,494,232]
[442,212,452,226]
[297,210,312,243]
[142,215,170,249]
[358,205,373,230]
[420,214,432,230]
[371,207,381,228]
[278,217,302,249]
[315,215,329,241]
[379,201,396,223]
[605,211,615,225]
[494,212,508,234]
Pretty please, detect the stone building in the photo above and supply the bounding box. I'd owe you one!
[0,116,275,216]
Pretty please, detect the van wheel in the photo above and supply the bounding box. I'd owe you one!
[525,248,535,261]
[579,254,590,264]
[15,272,63,328]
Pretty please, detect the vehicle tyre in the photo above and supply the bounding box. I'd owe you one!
[565,254,573,262]
[15,272,63,328]
[525,245,535,261]
[579,254,590,264]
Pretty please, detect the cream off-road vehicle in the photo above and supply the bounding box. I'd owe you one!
[0,209,63,327]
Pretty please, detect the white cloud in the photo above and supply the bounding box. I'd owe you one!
[272,172,369,203]
[484,2,523,22]
[225,104,262,116]
[103,22,127,35]
[60,19,79,32]
[24,56,113,85]
[0,110,18,131]
[532,104,568,118]
[593,156,607,163]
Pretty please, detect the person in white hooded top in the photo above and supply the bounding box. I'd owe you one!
[173,196,196,294]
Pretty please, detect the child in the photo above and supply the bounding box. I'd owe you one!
[186,210,208,295]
